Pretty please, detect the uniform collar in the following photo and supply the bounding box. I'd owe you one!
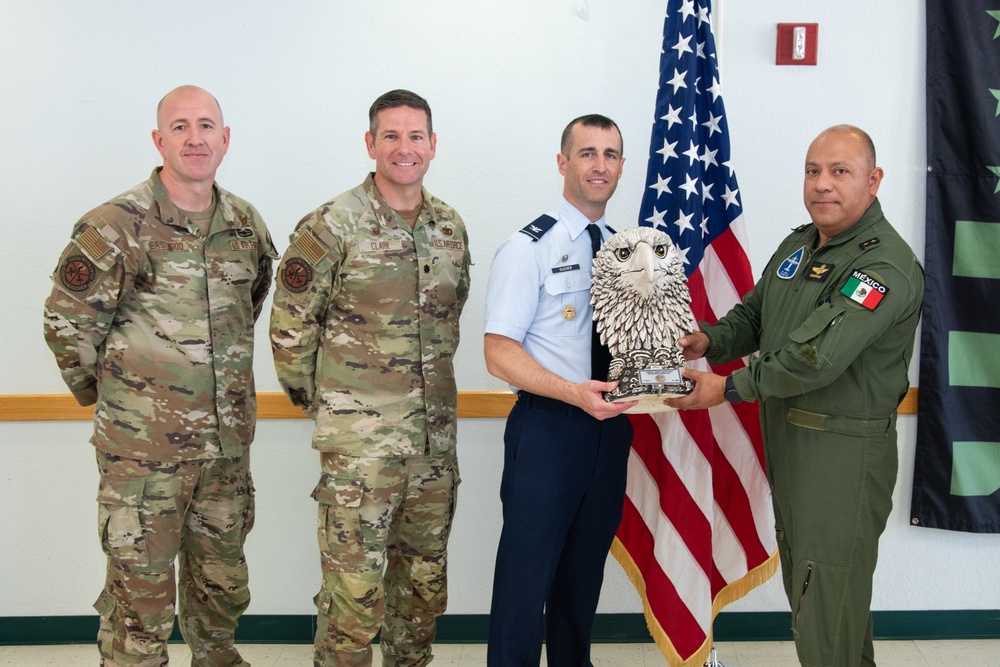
[812,197,885,249]
[363,172,434,230]
[148,167,242,236]
[558,197,606,241]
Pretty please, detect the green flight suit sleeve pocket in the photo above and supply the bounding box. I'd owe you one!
[96,476,148,567]
[311,473,366,571]
[785,303,846,370]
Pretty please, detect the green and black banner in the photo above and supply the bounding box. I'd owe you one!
[911,1,1000,532]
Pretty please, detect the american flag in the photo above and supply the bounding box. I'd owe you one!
[610,1,779,664]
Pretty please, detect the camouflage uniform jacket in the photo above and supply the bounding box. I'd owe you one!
[270,173,471,459]
[43,168,278,462]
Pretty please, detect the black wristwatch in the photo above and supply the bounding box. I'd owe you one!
[724,375,743,404]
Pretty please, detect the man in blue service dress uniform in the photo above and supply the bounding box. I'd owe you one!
[666,125,924,667]
[483,114,638,667]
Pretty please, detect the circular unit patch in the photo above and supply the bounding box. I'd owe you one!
[281,258,313,293]
[61,255,96,291]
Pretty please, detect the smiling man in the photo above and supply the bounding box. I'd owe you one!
[43,85,276,666]
[483,114,636,666]
[665,125,924,667]
[269,89,471,667]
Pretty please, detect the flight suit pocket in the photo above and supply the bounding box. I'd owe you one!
[791,560,847,664]
[786,303,846,370]
[311,473,365,571]
[96,475,148,567]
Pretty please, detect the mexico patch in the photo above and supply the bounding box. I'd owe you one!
[60,255,97,291]
[840,270,888,310]
[281,258,313,293]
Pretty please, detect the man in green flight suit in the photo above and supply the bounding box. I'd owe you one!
[666,125,924,667]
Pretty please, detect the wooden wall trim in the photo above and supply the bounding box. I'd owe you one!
[0,389,917,422]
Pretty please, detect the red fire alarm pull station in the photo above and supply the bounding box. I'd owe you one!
[776,23,818,66]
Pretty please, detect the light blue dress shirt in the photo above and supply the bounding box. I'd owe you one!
[484,198,612,389]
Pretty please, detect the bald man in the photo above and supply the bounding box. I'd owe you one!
[44,86,276,666]
[666,125,924,667]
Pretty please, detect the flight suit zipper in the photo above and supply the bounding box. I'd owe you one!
[793,562,814,638]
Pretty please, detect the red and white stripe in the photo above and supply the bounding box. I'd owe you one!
[613,213,778,666]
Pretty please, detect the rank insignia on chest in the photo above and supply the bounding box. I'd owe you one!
[840,270,888,310]
[563,306,576,320]
[806,262,834,282]
[777,246,805,279]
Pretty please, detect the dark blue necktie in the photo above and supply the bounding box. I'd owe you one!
[586,224,612,382]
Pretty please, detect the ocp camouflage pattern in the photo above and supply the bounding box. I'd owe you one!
[43,168,278,462]
[270,173,471,459]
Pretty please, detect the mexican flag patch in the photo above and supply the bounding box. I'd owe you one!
[840,270,888,310]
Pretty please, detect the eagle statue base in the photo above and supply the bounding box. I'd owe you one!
[604,348,694,413]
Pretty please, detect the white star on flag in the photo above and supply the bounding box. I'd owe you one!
[649,174,673,197]
[625,1,775,665]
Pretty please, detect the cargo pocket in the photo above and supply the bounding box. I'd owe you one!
[786,303,846,370]
[313,589,335,616]
[96,475,148,567]
[791,559,847,664]
[311,473,365,571]
[93,588,117,619]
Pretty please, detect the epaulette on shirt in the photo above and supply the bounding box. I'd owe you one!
[519,215,617,241]
[793,223,811,233]
[519,215,557,241]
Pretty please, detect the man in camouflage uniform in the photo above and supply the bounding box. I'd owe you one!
[43,85,277,667]
[270,89,471,667]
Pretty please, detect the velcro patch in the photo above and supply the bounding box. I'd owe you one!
[805,262,834,282]
[76,226,111,261]
[281,258,313,293]
[840,270,888,310]
[294,230,328,266]
[230,240,259,251]
[60,255,97,292]
[359,240,405,252]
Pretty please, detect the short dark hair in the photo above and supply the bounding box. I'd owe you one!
[369,89,433,135]
[560,114,623,156]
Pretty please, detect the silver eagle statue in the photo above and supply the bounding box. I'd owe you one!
[590,226,695,412]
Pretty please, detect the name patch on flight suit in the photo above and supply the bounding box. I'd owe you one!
[806,262,834,282]
[777,246,805,279]
[840,270,888,310]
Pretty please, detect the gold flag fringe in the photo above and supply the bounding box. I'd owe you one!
[611,537,779,666]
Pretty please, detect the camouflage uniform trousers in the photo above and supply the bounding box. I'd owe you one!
[312,451,460,667]
[94,451,255,667]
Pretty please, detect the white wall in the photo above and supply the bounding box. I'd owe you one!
[1,0,995,620]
